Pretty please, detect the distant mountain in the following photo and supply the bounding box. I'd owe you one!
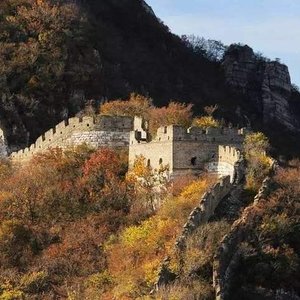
[0,0,299,156]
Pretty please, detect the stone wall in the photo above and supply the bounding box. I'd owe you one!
[206,146,242,182]
[175,154,244,251]
[213,176,274,300]
[129,130,174,171]
[175,175,233,250]
[10,115,133,162]
[129,125,247,175]
[153,155,245,291]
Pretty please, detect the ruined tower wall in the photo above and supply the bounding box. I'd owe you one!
[128,131,173,171]
[129,125,246,178]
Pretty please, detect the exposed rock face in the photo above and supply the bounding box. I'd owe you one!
[262,62,294,129]
[0,128,8,157]
[223,45,298,131]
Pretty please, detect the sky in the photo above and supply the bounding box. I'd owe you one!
[146,0,300,86]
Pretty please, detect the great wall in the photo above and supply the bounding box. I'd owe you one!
[9,115,133,162]
[0,114,261,299]
[129,118,247,180]
[4,115,249,182]
[153,149,245,292]
[213,159,278,300]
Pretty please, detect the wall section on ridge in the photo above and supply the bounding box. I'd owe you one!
[10,115,133,162]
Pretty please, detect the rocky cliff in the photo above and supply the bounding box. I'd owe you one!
[223,45,299,131]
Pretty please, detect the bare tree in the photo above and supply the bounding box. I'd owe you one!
[204,104,218,116]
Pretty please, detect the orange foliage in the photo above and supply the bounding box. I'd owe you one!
[100,94,193,136]
[148,101,193,136]
[106,175,215,298]
[100,93,152,118]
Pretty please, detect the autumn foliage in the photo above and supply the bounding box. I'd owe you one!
[0,147,217,299]
[0,146,134,298]
[100,93,194,136]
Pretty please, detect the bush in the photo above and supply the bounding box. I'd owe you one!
[243,132,272,192]
[192,116,220,129]
[0,220,32,268]
[20,271,49,294]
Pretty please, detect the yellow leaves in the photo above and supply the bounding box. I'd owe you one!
[100,93,152,118]
[85,271,115,293]
[159,177,214,223]
[179,178,209,201]
[244,132,270,158]
[244,132,271,191]
[192,116,220,129]
[0,289,24,300]
[0,191,13,203]
[128,155,151,180]
[121,217,177,255]
[121,219,154,248]
[106,175,215,297]
[143,258,161,285]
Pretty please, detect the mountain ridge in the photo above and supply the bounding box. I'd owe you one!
[0,0,299,156]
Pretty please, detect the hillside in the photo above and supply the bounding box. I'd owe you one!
[0,0,300,156]
[0,106,298,299]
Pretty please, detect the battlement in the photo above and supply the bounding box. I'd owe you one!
[131,125,248,145]
[218,145,241,162]
[10,115,133,162]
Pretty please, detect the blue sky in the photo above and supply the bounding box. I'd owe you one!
[147,0,300,86]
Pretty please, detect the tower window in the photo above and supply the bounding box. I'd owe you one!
[159,158,163,164]
[191,157,197,166]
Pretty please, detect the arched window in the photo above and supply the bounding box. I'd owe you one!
[159,158,163,165]
[147,159,151,167]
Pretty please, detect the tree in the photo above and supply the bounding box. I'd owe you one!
[79,148,129,211]
[204,104,218,116]
[148,102,193,136]
[100,95,193,137]
[126,155,169,213]
[244,132,269,157]
[192,104,220,129]
[100,93,153,119]
[243,132,271,191]
[182,35,226,61]
[192,116,220,129]
[0,220,32,268]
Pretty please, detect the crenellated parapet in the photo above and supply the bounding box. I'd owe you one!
[206,145,243,182]
[132,125,248,145]
[213,176,274,300]
[10,115,133,162]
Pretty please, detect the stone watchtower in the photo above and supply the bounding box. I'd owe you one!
[129,120,248,181]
